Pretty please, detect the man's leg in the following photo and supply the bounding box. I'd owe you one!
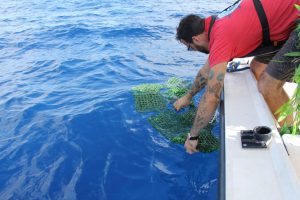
[258,72,292,126]
[250,52,278,80]
[257,30,299,126]
[250,58,267,80]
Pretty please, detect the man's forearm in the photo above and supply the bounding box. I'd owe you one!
[187,61,210,98]
[188,71,207,98]
[190,64,226,137]
[190,91,220,136]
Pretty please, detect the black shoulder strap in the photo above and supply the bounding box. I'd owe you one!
[253,0,271,46]
[208,15,217,41]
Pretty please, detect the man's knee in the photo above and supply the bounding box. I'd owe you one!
[250,58,267,80]
[250,58,267,69]
[257,71,284,95]
[257,73,269,95]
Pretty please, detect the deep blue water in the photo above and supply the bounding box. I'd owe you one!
[0,0,234,199]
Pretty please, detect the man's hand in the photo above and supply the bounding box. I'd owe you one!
[173,94,192,111]
[173,60,209,112]
[184,138,199,154]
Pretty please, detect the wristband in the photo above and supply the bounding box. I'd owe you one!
[188,133,199,140]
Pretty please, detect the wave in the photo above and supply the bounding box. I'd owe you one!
[39,24,96,39]
[101,27,161,39]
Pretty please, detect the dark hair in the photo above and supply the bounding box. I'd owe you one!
[176,14,205,43]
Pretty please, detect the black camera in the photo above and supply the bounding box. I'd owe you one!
[241,126,272,148]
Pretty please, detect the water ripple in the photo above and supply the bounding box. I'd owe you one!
[0,0,234,199]
[102,27,160,39]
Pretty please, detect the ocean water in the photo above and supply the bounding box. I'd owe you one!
[0,0,234,199]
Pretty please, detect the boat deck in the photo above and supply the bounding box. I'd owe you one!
[223,69,300,200]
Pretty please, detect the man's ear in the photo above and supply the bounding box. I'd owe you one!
[192,33,208,44]
[192,34,203,45]
[192,35,200,43]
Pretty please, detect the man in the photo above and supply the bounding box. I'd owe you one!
[174,0,299,154]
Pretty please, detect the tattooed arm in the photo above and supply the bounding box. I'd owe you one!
[188,60,210,97]
[173,60,210,111]
[185,62,227,154]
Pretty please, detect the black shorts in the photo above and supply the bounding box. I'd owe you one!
[257,30,299,82]
[254,53,277,64]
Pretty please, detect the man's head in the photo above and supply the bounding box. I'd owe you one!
[176,14,209,54]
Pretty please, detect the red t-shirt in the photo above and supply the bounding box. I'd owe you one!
[207,0,300,67]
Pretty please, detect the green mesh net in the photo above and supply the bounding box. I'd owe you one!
[148,107,197,139]
[171,121,219,153]
[132,77,219,153]
[197,129,219,153]
[166,77,186,88]
[165,77,191,101]
[165,87,190,101]
[132,84,167,112]
[133,92,166,112]
[171,132,219,153]
[132,84,165,93]
[131,79,191,112]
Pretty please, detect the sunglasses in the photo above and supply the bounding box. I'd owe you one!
[187,43,192,51]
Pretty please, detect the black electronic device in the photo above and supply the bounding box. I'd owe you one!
[241,126,272,148]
